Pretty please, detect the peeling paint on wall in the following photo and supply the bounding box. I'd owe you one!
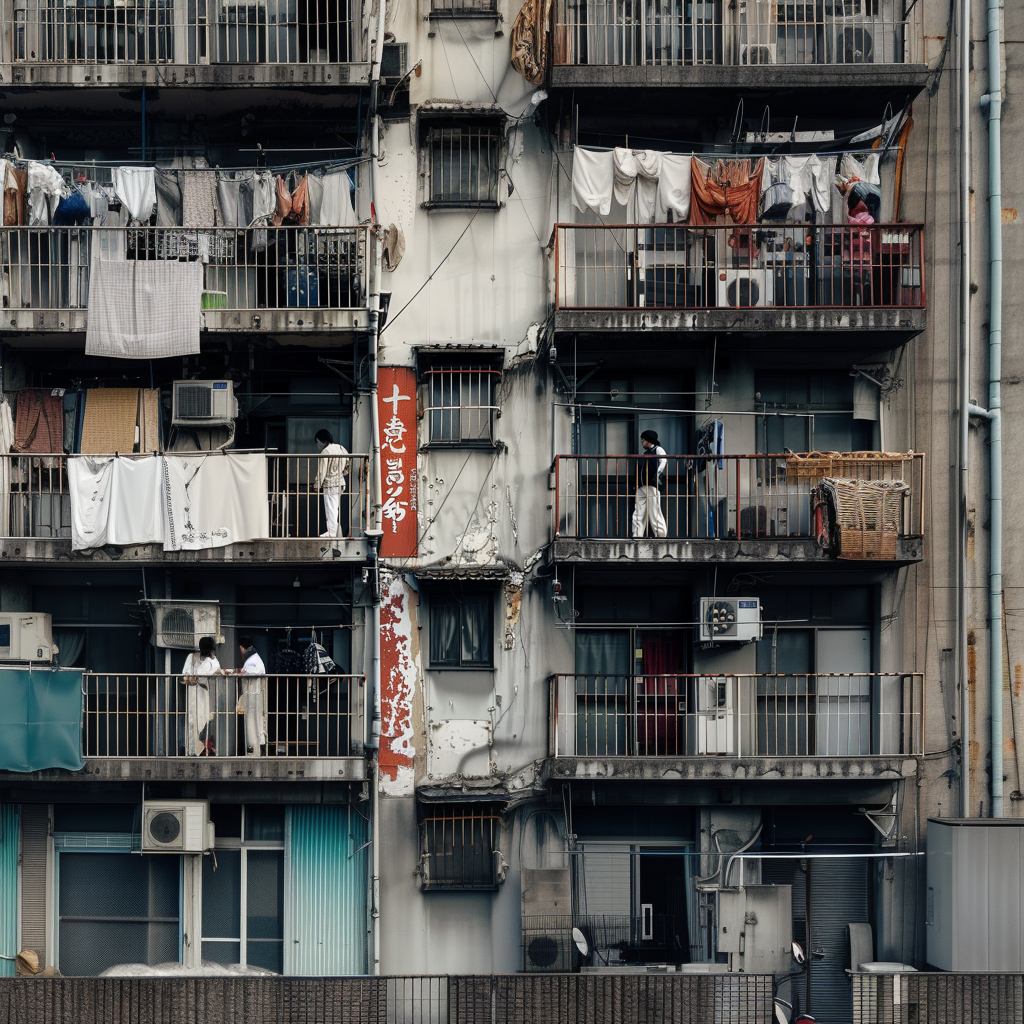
[504,574,523,651]
[379,571,418,795]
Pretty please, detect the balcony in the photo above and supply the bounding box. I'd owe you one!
[0,452,371,563]
[4,0,371,87]
[0,225,370,340]
[552,452,924,564]
[548,672,923,782]
[57,672,365,782]
[549,0,928,103]
[553,223,926,342]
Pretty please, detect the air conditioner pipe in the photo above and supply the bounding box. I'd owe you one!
[978,0,1004,817]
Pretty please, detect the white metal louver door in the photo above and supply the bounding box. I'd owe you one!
[808,858,869,1024]
[815,629,871,755]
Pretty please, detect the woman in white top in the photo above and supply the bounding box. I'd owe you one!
[182,636,221,756]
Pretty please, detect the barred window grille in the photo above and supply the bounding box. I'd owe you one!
[422,806,501,890]
[431,0,498,14]
[425,367,500,445]
[424,124,501,208]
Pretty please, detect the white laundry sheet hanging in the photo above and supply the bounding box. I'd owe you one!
[69,455,166,550]
[86,257,203,359]
[572,146,691,220]
[161,452,269,552]
[70,452,269,552]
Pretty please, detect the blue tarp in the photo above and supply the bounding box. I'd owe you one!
[0,668,84,772]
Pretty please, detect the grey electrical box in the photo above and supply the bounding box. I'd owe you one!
[717,884,792,974]
[926,818,1024,971]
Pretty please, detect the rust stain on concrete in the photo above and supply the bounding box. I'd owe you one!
[1002,208,1018,224]
[1015,664,1022,698]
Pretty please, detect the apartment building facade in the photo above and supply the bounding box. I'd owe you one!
[0,0,1018,1021]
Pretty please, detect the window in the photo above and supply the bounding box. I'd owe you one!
[202,805,285,973]
[425,366,500,445]
[421,804,501,890]
[422,119,502,208]
[430,589,494,667]
[430,0,498,14]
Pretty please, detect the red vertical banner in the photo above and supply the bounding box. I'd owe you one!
[377,366,418,558]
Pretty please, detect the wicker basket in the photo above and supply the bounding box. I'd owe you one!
[824,477,910,561]
[786,451,915,484]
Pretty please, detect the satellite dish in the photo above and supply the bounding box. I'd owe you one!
[571,927,589,957]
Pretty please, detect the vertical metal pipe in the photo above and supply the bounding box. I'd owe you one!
[958,0,973,817]
[983,0,1003,816]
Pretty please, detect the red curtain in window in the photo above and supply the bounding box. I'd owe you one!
[637,633,683,755]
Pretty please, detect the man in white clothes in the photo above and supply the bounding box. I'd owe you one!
[236,634,267,754]
[632,429,669,539]
[315,428,350,538]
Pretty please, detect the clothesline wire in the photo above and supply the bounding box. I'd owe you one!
[572,142,903,161]
[8,154,369,181]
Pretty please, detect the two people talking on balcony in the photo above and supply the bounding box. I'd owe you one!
[315,429,350,539]
[632,429,668,539]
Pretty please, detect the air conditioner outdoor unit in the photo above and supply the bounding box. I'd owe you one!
[696,675,736,754]
[740,43,777,64]
[522,922,576,972]
[142,799,215,853]
[699,597,763,643]
[380,41,408,81]
[172,380,237,427]
[0,612,54,663]
[717,268,773,308]
[147,601,222,650]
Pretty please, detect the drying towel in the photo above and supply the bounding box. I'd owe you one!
[69,454,165,549]
[180,170,218,229]
[571,148,614,216]
[162,452,269,551]
[86,257,202,359]
[319,169,356,227]
[612,147,638,206]
[27,162,65,227]
[634,150,661,222]
[138,389,161,453]
[79,389,141,454]
[656,153,691,221]
[155,169,183,227]
[112,167,156,223]
[839,152,881,187]
[690,157,764,225]
[13,389,64,454]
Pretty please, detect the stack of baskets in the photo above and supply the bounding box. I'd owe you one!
[823,477,909,560]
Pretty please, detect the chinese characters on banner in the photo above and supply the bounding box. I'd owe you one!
[377,366,418,557]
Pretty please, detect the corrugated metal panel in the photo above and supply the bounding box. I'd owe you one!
[19,804,48,965]
[285,805,368,976]
[0,805,18,976]
[809,859,869,1024]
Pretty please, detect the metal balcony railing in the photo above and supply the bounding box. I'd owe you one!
[11,0,365,65]
[550,672,924,758]
[82,672,363,758]
[552,0,914,67]
[0,225,367,320]
[0,452,369,541]
[554,452,924,543]
[554,223,924,312]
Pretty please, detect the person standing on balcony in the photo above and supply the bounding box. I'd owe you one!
[314,428,350,538]
[236,635,267,755]
[632,429,668,539]
[182,636,220,757]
